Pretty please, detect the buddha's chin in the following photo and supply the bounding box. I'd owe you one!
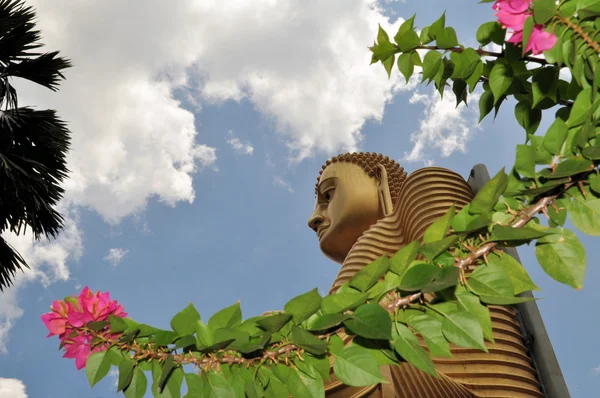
[319,234,350,264]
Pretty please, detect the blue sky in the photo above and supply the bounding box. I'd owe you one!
[0,0,598,397]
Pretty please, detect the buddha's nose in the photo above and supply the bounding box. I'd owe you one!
[308,214,325,232]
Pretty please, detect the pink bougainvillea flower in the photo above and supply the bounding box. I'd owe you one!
[41,286,128,370]
[40,300,73,337]
[61,334,108,370]
[493,0,532,14]
[506,30,523,45]
[526,25,557,54]
[493,0,532,30]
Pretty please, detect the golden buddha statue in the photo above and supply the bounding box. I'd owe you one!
[307,152,544,398]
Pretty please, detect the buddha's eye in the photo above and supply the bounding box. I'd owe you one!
[324,189,335,202]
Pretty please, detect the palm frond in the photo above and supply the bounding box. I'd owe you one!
[0,107,71,240]
[2,51,72,91]
[0,236,28,291]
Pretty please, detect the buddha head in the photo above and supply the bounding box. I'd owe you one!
[308,152,407,263]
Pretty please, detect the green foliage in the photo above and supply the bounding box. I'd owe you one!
[170,304,201,336]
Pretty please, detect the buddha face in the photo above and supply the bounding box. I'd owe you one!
[308,162,383,263]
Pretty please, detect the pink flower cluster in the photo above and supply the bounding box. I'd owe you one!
[493,0,557,54]
[41,287,127,370]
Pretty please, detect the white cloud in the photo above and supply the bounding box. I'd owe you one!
[104,248,129,267]
[592,366,600,375]
[273,177,295,193]
[402,87,482,164]
[226,130,254,155]
[0,378,28,398]
[108,369,119,390]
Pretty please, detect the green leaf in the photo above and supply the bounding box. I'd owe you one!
[321,292,368,314]
[515,144,535,178]
[265,375,291,398]
[570,195,600,236]
[397,52,414,83]
[479,295,537,305]
[531,67,558,108]
[421,265,459,293]
[552,156,594,178]
[487,252,539,294]
[290,326,328,355]
[370,41,398,63]
[535,228,586,289]
[530,136,553,164]
[489,62,513,104]
[207,302,242,332]
[421,50,443,82]
[393,323,437,376]
[476,21,501,45]
[109,315,139,333]
[568,87,592,127]
[466,61,484,93]
[394,14,415,42]
[436,27,458,48]
[333,346,388,387]
[450,49,481,80]
[397,30,421,52]
[377,24,390,44]
[352,337,398,366]
[195,320,214,347]
[534,0,557,24]
[85,351,112,388]
[420,26,432,44]
[390,240,420,275]
[429,12,446,38]
[543,118,568,155]
[582,146,600,160]
[117,359,135,392]
[578,0,600,19]
[328,334,345,356]
[305,353,333,382]
[201,371,236,398]
[411,51,422,66]
[423,205,455,243]
[468,264,514,297]
[382,54,395,78]
[406,314,452,357]
[350,256,390,292]
[124,367,148,398]
[479,89,494,122]
[307,313,350,331]
[515,101,542,136]
[344,303,392,340]
[419,236,458,261]
[256,313,293,332]
[452,204,492,233]
[452,80,468,107]
[285,288,322,324]
[399,261,440,291]
[170,303,201,336]
[590,173,600,194]
[441,311,488,351]
[522,16,535,56]
[490,225,554,241]
[158,355,176,392]
[455,286,494,342]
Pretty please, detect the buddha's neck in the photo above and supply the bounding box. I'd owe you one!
[328,209,404,294]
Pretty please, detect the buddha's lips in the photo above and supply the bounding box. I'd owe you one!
[317,225,329,240]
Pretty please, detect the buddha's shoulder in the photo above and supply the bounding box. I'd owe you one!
[406,166,469,183]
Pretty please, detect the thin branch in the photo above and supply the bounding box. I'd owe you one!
[417,45,549,65]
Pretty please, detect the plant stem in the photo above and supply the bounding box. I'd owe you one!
[555,15,600,54]
[416,45,549,65]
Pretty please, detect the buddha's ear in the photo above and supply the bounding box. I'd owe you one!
[376,164,393,216]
